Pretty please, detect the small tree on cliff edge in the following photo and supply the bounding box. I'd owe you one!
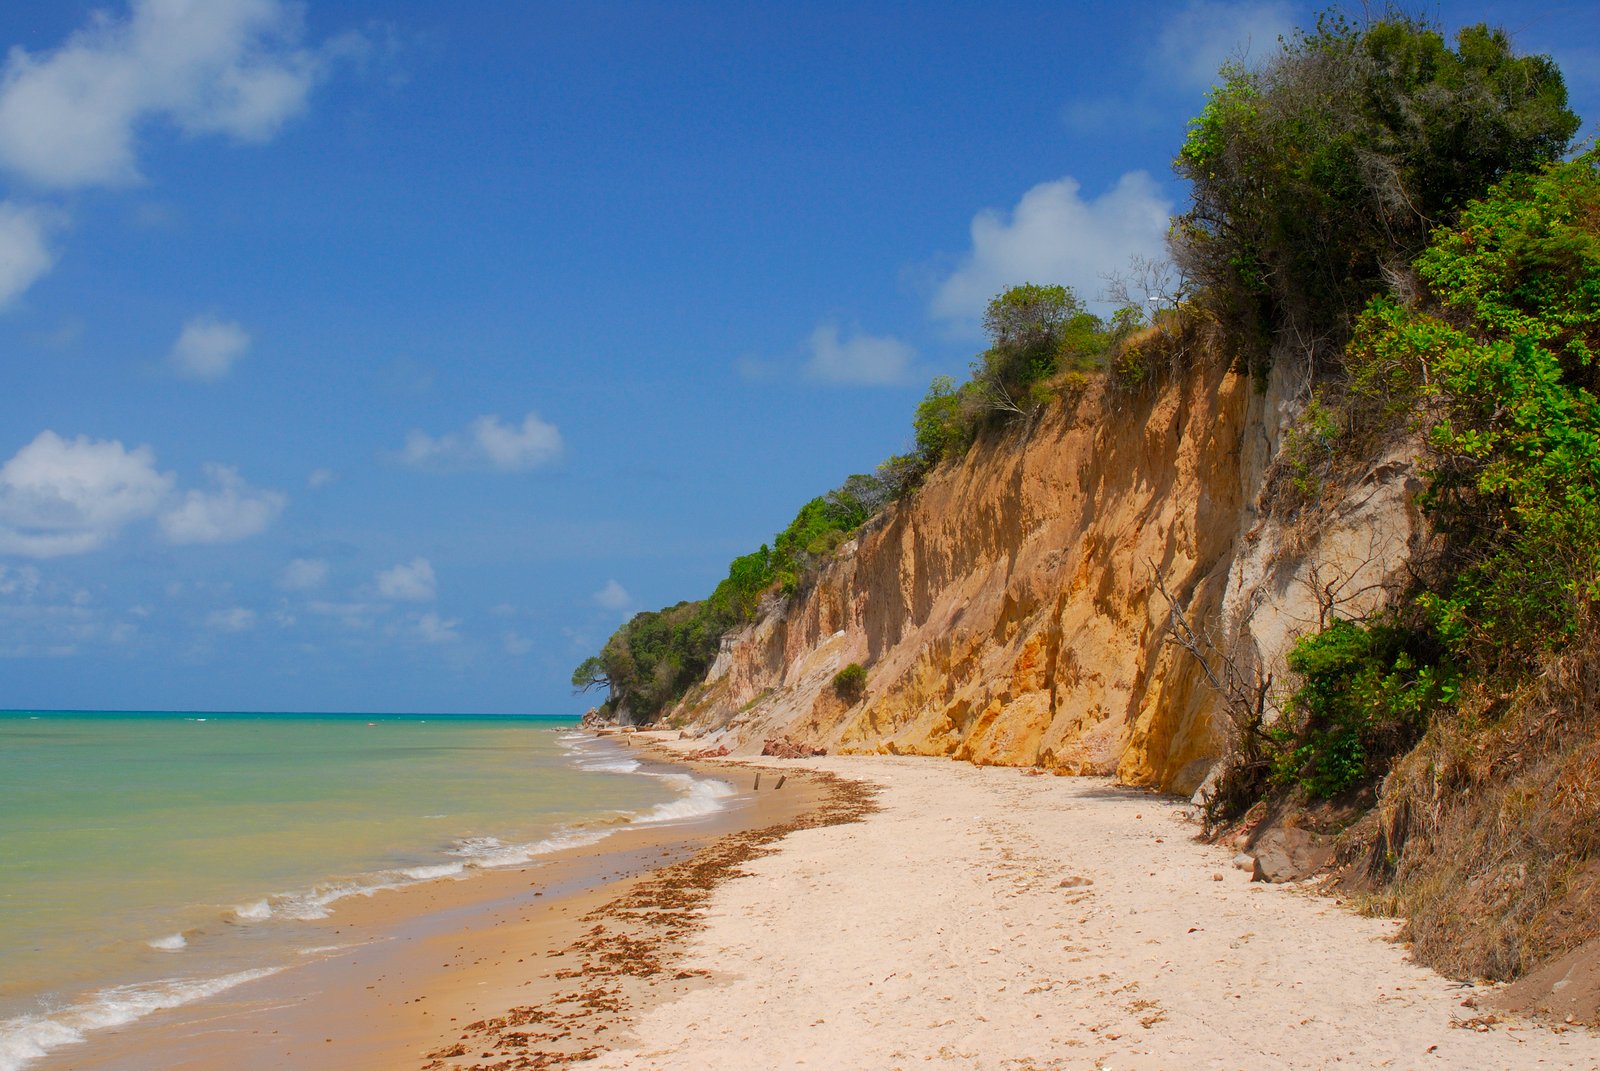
[1173,10,1579,367]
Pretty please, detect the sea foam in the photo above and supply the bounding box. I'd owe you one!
[0,968,280,1071]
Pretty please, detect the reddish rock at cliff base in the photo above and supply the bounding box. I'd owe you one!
[1249,828,1334,883]
[761,736,827,759]
[687,744,731,759]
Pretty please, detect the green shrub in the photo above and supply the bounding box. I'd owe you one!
[832,662,867,703]
[1275,618,1458,798]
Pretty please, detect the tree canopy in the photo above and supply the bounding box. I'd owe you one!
[1173,11,1579,364]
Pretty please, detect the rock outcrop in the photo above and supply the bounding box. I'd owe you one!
[671,351,1422,795]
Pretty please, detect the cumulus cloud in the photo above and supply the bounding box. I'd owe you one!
[376,556,435,602]
[206,606,256,632]
[931,173,1173,324]
[0,202,58,308]
[1155,1,1294,89]
[803,324,916,386]
[0,430,174,557]
[591,579,631,612]
[400,412,563,472]
[278,556,328,591]
[0,0,339,189]
[167,315,250,380]
[158,463,286,544]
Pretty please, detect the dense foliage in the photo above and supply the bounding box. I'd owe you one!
[1272,619,1458,798]
[1174,12,1578,364]
[1261,153,1600,802]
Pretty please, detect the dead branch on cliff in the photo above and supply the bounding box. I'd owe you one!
[1149,562,1275,828]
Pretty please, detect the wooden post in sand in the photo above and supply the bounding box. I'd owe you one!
[754,772,762,790]
[775,774,787,790]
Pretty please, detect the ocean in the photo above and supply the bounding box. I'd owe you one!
[0,711,734,1071]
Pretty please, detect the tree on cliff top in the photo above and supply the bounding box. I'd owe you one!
[1173,10,1579,366]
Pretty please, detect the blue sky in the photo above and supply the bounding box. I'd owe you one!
[1,1,1596,714]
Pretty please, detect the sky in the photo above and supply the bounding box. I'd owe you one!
[1,1,1596,715]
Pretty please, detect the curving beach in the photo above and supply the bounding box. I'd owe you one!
[570,742,1596,1070]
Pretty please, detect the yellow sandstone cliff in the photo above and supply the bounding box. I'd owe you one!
[674,351,1423,795]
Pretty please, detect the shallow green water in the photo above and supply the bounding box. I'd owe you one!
[0,711,709,1069]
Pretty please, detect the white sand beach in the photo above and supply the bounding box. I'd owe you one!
[588,748,1595,1070]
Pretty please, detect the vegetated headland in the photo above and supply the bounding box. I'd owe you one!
[577,10,1600,1011]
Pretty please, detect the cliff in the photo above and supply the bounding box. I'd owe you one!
[670,347,1423,795]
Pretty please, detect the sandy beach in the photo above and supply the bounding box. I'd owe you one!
[33,738,1599,1071]
[577,742,1595,1070]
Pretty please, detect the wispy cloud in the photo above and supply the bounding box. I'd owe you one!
[803,323,916,386]
[1154,1,1294,90]
[399,412,563,472]
[931,173,1172,324]
[591,579,632,612]
[0,202,59,308]
[167,315,251,380]
[412,611,459,644]
[278,557,329,591]
[206,606,256,632]
[375,557,436,602]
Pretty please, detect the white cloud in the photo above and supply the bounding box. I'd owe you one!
[0,0,338,189]
[206,606,256,632]
[376,556,435,602]
[306,467,336,488]
[591,579,632,612]
[413,611,459,644]
[400,412,563,472]
[1154,1,1294,90]
[158,462,285,544]
[0,201,58,308]
[0,430,174,557]
[502,631,534,656]
[803,323,916,386]
[931,173,1173,323]
[278,556,328,591]
[167,315,250,380]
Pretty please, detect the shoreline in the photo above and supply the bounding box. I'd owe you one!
[25,737,855,1071]
[30,734,1599,1069]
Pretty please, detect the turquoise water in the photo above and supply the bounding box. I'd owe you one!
[0,711,730,1071]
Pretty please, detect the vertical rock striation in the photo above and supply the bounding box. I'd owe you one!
[676,354,1422,796]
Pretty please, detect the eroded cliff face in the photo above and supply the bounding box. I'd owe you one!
[674,355,1423,795]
